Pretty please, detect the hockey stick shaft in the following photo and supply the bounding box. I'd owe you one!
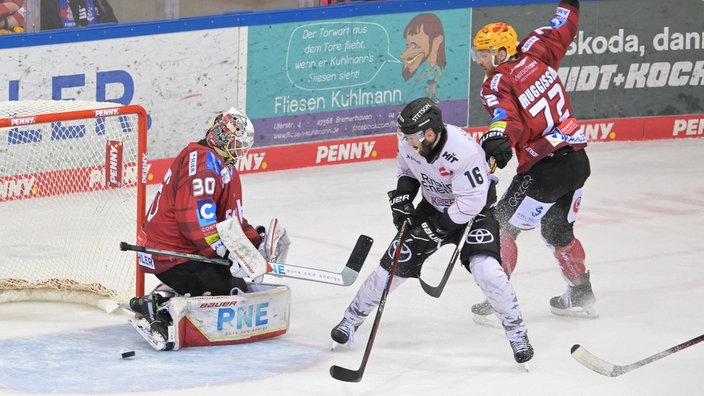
[120,234,373,286]
[330,221,409,382]
[571,333,704,377]
[418,160,496,297]
[418,220,473,298]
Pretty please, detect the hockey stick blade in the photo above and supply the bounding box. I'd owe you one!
[120,235,373,286]
[418,220,473,298]
[571,333,704,377]
[267,235,373,285]
[418,248,458,297]
[330,364,364,383]
[330,221,409,383]
[419,164,495,298]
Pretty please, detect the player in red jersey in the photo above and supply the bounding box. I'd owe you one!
[137,107,263,295]
[129,107,273,327]
[470,0,597,319]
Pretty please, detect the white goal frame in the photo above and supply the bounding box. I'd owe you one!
[0,100,148,309]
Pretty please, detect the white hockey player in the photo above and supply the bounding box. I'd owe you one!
[330,97,533,364]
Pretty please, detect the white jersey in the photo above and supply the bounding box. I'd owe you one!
[397,123,490,225]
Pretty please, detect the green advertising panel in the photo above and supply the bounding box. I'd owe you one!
[247,9,472,147]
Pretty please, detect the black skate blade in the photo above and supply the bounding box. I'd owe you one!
[472,313,503,329]
[550,305,599,318]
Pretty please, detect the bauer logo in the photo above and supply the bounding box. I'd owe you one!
[189,151,198,176]
[521,36,540,53]
[105,140,123,188]
[196,199,217,226]
[490,74,502,91]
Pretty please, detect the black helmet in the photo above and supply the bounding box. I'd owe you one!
[397,97,443,135]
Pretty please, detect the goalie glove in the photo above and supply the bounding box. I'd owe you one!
[215,244,249,279]
[479,129,512,169]
[256,218,291,263]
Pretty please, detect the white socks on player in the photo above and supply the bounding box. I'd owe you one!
[343,266,407,326]
[469,254,527,339]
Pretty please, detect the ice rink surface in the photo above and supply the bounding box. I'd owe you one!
[1,139,703,395]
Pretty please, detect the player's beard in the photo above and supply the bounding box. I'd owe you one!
[414,138,435,157]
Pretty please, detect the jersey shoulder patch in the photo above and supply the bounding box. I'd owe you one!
[205,151,223,173]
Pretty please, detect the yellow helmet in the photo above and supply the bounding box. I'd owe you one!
[472,22,518,58]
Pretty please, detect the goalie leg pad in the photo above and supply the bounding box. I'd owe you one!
[175,284,290,348]
[129,285,290,350]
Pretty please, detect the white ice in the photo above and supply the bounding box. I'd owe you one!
[1,139,703,395]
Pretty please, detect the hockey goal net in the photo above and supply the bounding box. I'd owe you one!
[0,100,147,309]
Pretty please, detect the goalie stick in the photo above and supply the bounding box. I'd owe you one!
[330,221,409,383]
[119,234,373,286]
[571,333,704,377]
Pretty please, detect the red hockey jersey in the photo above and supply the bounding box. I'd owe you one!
[479,2,586,173]
[139,141,261,274]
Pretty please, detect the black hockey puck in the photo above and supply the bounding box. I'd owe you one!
[121,351,136,359]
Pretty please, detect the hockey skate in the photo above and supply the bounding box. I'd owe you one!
[128,292,176,351]
[330,317,359,347]
[470,299,502,329]
[129,316,175,351]
[129,294,163,321]
[509,333,534,364]
[549,271,598,318]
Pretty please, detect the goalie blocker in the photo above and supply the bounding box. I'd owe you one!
[130,284,290,351]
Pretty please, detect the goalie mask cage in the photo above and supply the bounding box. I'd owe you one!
[0,100,147,308]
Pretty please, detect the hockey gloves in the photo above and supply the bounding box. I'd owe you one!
[404,220,447,256]
[479,129,512,169]
[255,218,291,264]
[388,190,417,230]
[215,244,249,279]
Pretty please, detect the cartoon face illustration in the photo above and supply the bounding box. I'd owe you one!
[400,13,446,81]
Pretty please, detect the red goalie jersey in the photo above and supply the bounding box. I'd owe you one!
[139,140,262,274]
[479,1,586,173]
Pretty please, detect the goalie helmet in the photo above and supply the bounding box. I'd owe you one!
[397,97,444,141]
[205,107,254,168]
[471,22,518,63]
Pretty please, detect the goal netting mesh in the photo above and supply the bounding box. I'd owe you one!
[0,100,147,309]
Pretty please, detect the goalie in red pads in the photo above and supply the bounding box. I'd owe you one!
[129,106,290,350]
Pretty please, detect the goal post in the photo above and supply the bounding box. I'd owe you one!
[0,100,148,309]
